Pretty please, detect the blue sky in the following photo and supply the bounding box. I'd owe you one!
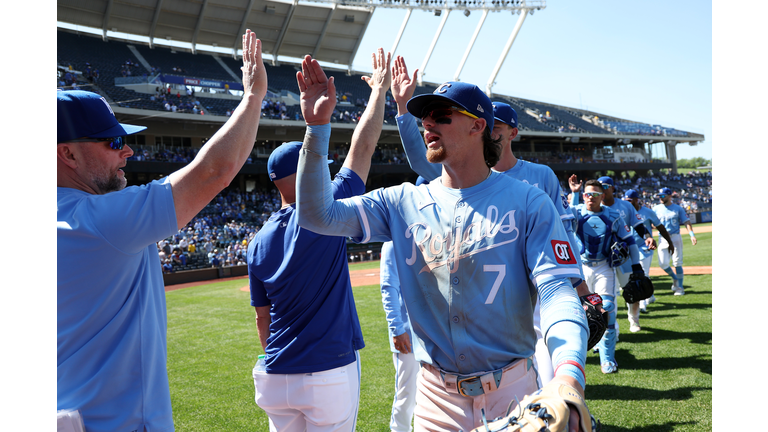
[350,0,712,161]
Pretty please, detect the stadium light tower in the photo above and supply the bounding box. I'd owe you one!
[305,0,546,91]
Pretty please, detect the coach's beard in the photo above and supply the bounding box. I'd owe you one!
[426,147,446,163]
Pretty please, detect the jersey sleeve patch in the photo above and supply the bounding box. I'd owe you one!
[551,240,578,264]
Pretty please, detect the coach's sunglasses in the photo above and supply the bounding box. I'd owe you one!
[66,136,127,150]
[420,105,478,124]
[583,192,603,198]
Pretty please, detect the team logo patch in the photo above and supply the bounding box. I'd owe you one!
[551,240,577,264]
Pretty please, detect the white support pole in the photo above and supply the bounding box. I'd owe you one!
[418,9,451,86]
[390,8,412,58]
[485,9,528,96]
[453,9,488,82]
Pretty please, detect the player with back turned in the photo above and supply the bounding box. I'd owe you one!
[294,56,595,431]
[246,48,390,432]
[388,55,603,388]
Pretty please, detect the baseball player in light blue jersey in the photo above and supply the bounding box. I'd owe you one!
[295,63,589,432]
[247,49,390,432]
[571,180,644,374]
[570,175,654,339]
[380,240,424,432]
[388,56,595,389]
[653,187,698,295]
[624,189,675,320]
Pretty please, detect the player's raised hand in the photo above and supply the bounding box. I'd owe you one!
[568,174,582,193]
[361,48,391,91]
[391,55,419,114]
[297,55,336,126]
[241,30,267,101]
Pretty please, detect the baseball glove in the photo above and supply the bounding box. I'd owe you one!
[470,382,600,432]
[580,294,608,351]
[622,273,654,304]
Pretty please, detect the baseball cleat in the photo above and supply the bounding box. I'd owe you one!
[601,361,618,374]
[629,324,641,333]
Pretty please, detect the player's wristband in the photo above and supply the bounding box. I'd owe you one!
[644,233,652,240]
[689,231,696,238]
[554,360,586,385]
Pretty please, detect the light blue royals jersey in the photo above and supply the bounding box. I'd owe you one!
[633,205,662,257]
[652,203,689,235]
[604,198,643,232]
[298,133,585,375]
[571,204,634,263]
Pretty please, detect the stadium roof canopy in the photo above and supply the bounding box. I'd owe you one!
[58,0,380,66]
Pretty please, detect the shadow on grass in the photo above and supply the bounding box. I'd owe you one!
[586,348,711,376]
[596,420,698,432]
[586,382,709,402]
[619,328,711,346]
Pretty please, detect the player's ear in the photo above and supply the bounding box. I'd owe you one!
[510,127,519,141]
[57,143,79,170]
[468,118,486,136]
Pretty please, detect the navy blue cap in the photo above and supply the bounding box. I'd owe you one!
[492,102,517,128]
[406,82,494,130]
[658,187,672,195]
[597,176,614,187]
[624,189,640,199]
[268,141,332,181]
[58,90,146,142]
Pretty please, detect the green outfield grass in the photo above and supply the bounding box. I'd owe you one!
[166,226,712,431]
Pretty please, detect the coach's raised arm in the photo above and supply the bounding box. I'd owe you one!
[56,29,266,432]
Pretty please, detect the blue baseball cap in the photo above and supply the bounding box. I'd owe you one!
[406,82,494,130]
[597,176,614,188]
[415,176,429,186]
[658,187,672,195]
[268,141,332,181]
[57,90,146,142]
[624,189,640,199]
[492,102,517,128]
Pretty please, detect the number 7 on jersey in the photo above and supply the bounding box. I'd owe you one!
[484,265,506,304]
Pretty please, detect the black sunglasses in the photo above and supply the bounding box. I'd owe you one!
[420,106,478,124]
[66,136,126,150]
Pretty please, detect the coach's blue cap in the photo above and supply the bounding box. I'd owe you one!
[58,90,146,142]
[624,189,640,199]
[406,81,494,130]
[268,141,332,181]
[658,187,672,195]
[415,176,429,186]
[492,102,517,128]
[597,176,614,188]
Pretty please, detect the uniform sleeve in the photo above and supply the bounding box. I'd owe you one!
[379,242,407,337]
[247,241,269,307]
[614,218,641,265]
[647,209,662,228]
[397,114,441,182]
[88,177,178,254]
[296,124,388,242]
[677,206,690,224]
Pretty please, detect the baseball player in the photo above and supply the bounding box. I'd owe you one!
[624,189,675,318]
[571,180,644,374]
[247,48,390,431]
[295,70,589,432]
[380,240,423,432]
[653,187,698,295]
[389,56,595,388]
[57,30,266,432]
[570,175,654,339]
